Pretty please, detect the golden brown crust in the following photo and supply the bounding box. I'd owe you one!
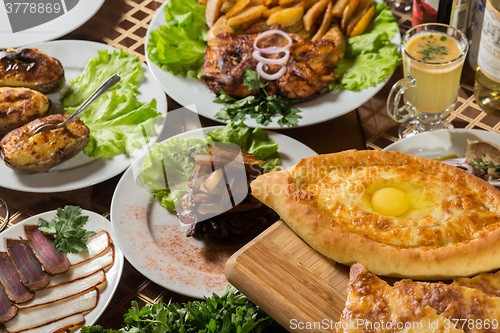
[394,278,500,332]
[0,114,89,174]
[338,264,464,333]
[0,48,65,94]
[0,87,51,135]
[250,150,500,279]
[453,271,500,297]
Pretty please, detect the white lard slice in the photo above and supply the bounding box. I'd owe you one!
[20,313,85,333]
[47,245,114,287]
[4,289,98,332]
[18,270,105,309]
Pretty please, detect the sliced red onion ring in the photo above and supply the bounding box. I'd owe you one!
[256,62,287,81]
[253,29,293,55]
[489,180,500,187]
[252,49,290,65]
[441,157,475,175]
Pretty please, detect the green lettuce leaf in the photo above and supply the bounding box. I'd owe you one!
[140,136,207,212]
[331,2,401,91]
[139,122,280,212]
[147,0,208,79]
[60,50,162,159]
[207,122,280,172]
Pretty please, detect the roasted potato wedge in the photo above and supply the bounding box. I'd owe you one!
[221,0,238,13]
[331,0,349,17]
[346,0,373,36]
[206,0,223,27]
[312,0,333,40]
[0,87,51,136]
[266,6,304,27]
[278,0,301,5]
[303,0,330,31]
[341,0,360,31]
[225,0,251,18]
[263,6,282,17]
[0,114,89,174]
[350,3,375,36]
[0,48,65,94]
[228,5,267,26]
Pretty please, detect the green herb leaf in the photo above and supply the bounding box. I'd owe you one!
[214,69,302,127]
[38,206,95,254]
[243,69,267,91]
[83,285,287,332]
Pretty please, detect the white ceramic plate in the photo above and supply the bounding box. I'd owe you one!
[0,209,124,330]
[145,1,400,129]
[0,40,167,193]
[384,129,500,158]
[110,126,317,298]
[0,0,105,48]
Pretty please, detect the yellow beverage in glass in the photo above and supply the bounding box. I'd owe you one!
[403,32,465,114]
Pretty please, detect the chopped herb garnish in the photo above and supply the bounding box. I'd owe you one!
[417,45,449,61]
[214,69,302,127]
[440,36,447,41]
[471,158,500,172]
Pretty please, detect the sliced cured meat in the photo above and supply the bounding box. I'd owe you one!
[0,252,33,303]
[24,225,70,275]
[6,239,49,291]
[0,284,17,323]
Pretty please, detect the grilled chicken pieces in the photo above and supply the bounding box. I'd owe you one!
[201,18,345,100]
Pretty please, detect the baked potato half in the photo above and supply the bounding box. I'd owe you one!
[0,48,65,94]
[0,87,51,136]
[0,114,89,174]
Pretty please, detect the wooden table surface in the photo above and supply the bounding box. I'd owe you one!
[0,0,499,330]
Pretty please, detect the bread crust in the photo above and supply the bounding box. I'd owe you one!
[337,264,465,333]
[250,150,500,279]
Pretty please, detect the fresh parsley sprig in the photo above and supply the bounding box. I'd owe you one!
[81,285,287,333]
[214,69,302,127]
[38,205,96,254]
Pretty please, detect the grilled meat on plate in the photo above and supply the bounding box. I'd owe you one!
[178,142,279,245]
[201,18,345,100]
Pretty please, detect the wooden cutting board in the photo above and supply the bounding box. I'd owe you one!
[225,220,350,333]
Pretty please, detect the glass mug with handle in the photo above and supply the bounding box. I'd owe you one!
[387,23,469,138]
